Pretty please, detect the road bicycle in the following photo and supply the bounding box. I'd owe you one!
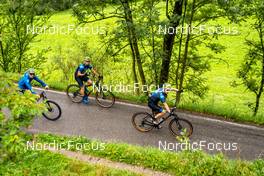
[66,76,115,108]
[38,91,62,121]
[132,107,193,137]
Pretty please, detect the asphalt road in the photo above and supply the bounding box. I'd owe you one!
[29,89,264,160]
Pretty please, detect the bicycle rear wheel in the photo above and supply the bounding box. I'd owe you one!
[66,84,83,103]
[42,100,62,121]
[169,118,193,137]
[95,90,115,108]
[132,112,154,132]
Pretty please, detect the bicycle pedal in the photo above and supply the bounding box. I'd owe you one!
[153,124,162,129]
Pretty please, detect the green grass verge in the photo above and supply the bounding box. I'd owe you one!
[0,149,140,176]
[35,133,264,176]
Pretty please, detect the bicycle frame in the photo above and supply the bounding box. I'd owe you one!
[38,91,48,101]
[84,77,103,96]
[151,108,179,127]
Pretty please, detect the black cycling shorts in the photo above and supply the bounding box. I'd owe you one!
[148,100,163,113]
[75,76,89,87]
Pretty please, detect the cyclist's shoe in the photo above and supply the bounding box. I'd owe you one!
[153,118,164,124]
[153,118,163,129]
[82,96,89,105]
[82,99,89,104]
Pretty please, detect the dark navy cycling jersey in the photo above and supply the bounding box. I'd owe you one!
[18,72,47,94]
[149,88,167,105]
[74,64,93,77]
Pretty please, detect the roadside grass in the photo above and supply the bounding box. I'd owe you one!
[178,101,263,125]
[0,149,140,176]
[35,133,264,176]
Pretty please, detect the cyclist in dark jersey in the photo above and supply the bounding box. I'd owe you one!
[148,84,178,125]
[75,57,99,104]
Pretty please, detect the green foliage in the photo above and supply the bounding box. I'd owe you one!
[39,0,76,12]
[234,0,264,116]
[36,133,264,176]
[0,0,50,72]
[0,71,45,162]
[0,149,140,176]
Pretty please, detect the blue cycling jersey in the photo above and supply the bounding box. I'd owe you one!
[18,72,47,94]
[149,88,167,104]
[75,64,93,77]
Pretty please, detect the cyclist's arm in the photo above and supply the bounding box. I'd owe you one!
[167,88,179,92]
[24,79,36,94]
[92,68,99,77]
[34,76,47,87]
[163,102,171,113]
[77,65,87,77]
[160,93,170,113]
[77,71,86,77]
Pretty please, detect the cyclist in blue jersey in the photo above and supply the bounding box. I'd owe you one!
[75,57,99,104]
[148,84,178,126]
[18,68,49,94]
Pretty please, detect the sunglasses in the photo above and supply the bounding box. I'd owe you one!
[29,73,35,76]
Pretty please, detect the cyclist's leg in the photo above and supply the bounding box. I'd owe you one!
[148,101,165,121]
[81,77,90,104]
[75,76,85,95]
[86,78,93,87]
[18,84,29,94]
[82,77,91,95]
[154,109,166,120]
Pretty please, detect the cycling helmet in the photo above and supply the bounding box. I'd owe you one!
[84,56,90,62]
[28,68,35,74]
[161,83,172,91]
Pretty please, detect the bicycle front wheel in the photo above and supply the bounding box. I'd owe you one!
[132,112,154,132]
[169,118,193,137]
[42,100,62,121]
[66,84,83,103]
[95,90,115,108]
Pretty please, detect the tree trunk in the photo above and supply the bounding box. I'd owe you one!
[176,0,195,104]
[129,38,139,95]
[175,0,188,105]
[159,0,184,84]
[150,0,158,85]
[121,0,146,86]
[176,0,188,87]
[0,31,7,71]
[253,22,264,116]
